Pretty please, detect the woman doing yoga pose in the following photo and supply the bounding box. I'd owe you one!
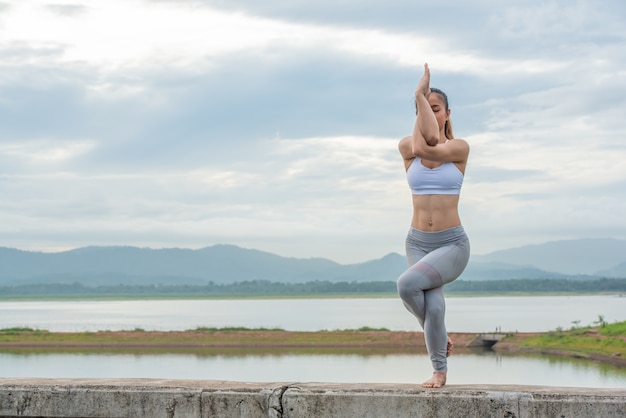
[397,63,471,388]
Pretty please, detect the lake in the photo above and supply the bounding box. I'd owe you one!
[1,295,625,388]
[0,294,623,332]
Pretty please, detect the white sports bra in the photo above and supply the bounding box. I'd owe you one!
[406,157,463,195]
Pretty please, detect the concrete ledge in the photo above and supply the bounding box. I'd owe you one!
[0,378,624,417]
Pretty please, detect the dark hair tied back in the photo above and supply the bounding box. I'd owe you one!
[413,87,454,139]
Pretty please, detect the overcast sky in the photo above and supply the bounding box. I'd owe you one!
[0,0,625,263]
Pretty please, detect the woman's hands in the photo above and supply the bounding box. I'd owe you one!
[405,63,469,165]
[414,63,438,146]
[415,63,431,98]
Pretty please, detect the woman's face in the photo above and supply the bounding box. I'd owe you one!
[428,93,450,131]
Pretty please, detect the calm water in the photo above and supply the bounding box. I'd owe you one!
[0,295,623,332]
[2,350,625,389]
[1,295,625,388]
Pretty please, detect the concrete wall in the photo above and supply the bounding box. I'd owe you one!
[0,378,624,418]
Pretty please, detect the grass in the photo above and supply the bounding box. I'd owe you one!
[513,320,626,360]
[0,327,49,335]
[191,326,285,332]
[600,321,626,336]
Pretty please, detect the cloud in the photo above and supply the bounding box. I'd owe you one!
[467,166,546,183]
[491,1,626,44]
[44,4,87,17]
[0,0,625,262]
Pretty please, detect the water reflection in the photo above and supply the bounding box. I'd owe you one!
[2,349,625,389]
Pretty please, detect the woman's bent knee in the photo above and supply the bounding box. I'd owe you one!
[396,275,413,301]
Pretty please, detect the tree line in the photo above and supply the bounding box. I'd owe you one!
[0,278,625,297]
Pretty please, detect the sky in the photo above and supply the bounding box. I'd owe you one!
[0,0,625,264]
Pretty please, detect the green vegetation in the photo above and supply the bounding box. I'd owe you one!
[354,326,391,332]
[191,326,285,332]
[0,327,48,335]
[447,278,626,293]
[0,278,625,300]
[512,320,626,361]
[601,321,626,336]
[0,281,396,300]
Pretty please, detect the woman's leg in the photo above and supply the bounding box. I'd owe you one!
[397,238,470,378]
[423,287,447,371]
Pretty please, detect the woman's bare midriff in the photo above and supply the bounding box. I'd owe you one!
[411,194,461,231]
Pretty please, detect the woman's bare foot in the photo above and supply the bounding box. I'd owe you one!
[422,372,447,388]
[446,337,454,357]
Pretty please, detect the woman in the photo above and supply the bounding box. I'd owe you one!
[397,63,470,388]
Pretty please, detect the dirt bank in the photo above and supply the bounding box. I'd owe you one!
[0,330,476,349]
[1,329,623,367]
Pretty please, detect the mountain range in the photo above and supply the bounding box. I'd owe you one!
[0,238,624,287]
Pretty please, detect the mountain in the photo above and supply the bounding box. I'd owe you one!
[458,261,568,281]
[0,245,405,286]
[471,238,626,276]
[0,238,624,287]
[595,261,626,278]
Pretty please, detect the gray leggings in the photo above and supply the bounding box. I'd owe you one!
[396,225,470,372]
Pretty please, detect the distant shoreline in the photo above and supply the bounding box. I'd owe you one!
[0,291,623,302]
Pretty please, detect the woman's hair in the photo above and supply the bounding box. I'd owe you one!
[415,87,454,139]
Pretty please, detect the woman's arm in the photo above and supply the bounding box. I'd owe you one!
[415,100,439,147]
[413,64,439,148]
[414,137,470,164]
[400,134,468,170]
[410,64,469,164]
